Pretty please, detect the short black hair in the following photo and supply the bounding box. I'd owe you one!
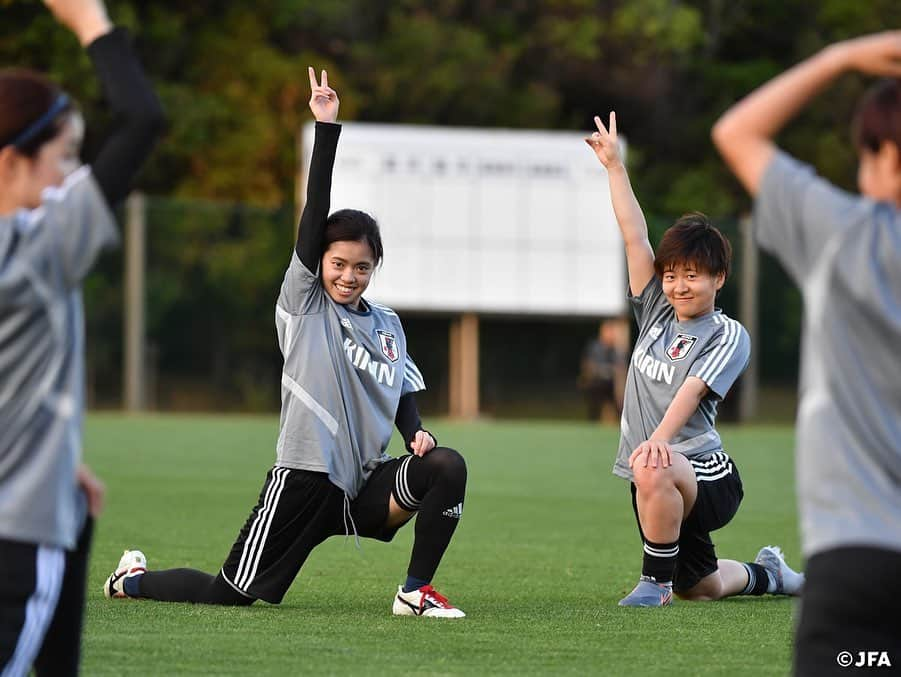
[653,212,732,279]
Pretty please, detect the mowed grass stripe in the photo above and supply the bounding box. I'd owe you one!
[82,415,799,675]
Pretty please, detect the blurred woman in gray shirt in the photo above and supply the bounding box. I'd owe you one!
[714,30,901,677]
[0,0,163,673]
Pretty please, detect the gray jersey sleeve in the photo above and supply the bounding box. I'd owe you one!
[753,151,870,285]
[688,318,750,399]
[36,166,118,287]
[278,251,325,315]
[402,354,426,396]
[629,276,669,332]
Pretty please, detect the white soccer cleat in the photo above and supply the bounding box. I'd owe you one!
[755,545,805,596]
[102,549,147,599]
[392,584,465,618]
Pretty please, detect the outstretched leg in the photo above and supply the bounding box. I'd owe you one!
[104,467,343,606]
[135,569,253,605]
[678,546,804,601]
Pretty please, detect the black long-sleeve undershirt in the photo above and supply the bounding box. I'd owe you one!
[395,393,423,452]
[395,393,437,453]
[295,121,340,271]
[296,123,429,452]
[85,28,166,206]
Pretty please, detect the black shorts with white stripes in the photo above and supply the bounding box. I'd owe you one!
[219,458,409,604]
[631,451,744,592]
[0,519,93,676]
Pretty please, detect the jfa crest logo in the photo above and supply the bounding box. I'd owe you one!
[377,330,399,363]
[666,333,698,361]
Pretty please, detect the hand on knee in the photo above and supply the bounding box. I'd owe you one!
[632,464,679,500]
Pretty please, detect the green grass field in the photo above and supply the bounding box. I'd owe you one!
[82,415,800,676]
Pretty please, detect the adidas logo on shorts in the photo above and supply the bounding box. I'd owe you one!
[442,502,463,519]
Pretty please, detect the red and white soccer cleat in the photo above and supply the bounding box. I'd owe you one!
[102,549,147,599]
[392,584,465,618]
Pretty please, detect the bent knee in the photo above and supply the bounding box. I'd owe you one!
[632,464,676,493]
[425,446,467,481]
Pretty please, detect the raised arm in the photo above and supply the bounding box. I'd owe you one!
[712,31,901,196]
[45,0,166,206]
[296,68,340,272]
[586,113,655,296]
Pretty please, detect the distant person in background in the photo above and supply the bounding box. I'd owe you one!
[102,68,468,619]
[0,0,164,674]
[585,112,803,608]
[713,30,901,676]
[578,319,626,423]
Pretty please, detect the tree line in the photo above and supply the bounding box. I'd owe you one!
[3,0,897,411]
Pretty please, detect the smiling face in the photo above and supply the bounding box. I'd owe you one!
[320,239,376,309]
[653,214,731,322]
[661,263,725,322]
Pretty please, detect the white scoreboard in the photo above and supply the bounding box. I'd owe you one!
[300,122,626,317]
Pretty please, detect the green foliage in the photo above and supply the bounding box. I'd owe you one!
[3,0,896,209]
[84,414,800,675]
[5,0,895,400]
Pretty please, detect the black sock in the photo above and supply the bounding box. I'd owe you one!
[739,562,770,595]
[138,569,254,605]
[393,448,467,583]
[642,540,678,585]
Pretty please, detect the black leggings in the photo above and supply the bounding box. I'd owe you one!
[138,569,252,606]
[136,448,467,605]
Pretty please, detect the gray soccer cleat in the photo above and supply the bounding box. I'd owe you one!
[755,545,804,596]
[618,575,673,607]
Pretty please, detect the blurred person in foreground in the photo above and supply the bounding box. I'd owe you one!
[585,113,803,608]
[0,0,164,674]
[713,30,901,676]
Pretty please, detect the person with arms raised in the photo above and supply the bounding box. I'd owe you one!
[0,0,164,673]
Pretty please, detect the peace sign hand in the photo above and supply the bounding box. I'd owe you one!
[308,67,339,123]
[585,112,623,170]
